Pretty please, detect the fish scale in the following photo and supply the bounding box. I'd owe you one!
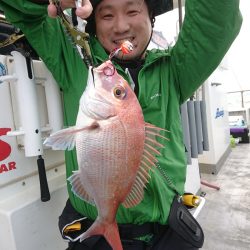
[78,123,138,198]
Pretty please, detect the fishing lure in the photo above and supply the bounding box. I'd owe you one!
[109,41,134,60]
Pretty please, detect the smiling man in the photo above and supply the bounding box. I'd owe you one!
[94,0,152,61]
[0,0,242,249]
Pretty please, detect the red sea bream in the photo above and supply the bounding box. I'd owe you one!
[44,60,168,250]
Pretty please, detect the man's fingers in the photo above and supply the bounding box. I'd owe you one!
[47,0,93,19]
[75,0,93,19]
[47,3,58,18]
[75,6,93,19]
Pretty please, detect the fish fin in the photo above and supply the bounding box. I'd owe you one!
[77,219,122,250]
[44,122,100,150]
[145,122,170,133]
[144,122,170,142]
[67,171,95,205]
[44,127,77,150]
[144,122,169,157]
[122,122,169,208]
[122,174,145,208]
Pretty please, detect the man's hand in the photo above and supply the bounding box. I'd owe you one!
[48,0,93,19]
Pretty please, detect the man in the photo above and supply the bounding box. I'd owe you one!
[0,0,242,249]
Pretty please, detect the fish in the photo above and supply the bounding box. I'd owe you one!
[44,60,168,250]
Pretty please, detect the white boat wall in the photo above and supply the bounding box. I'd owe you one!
[0,53,68,250]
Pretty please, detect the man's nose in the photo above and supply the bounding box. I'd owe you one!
[113,15,130,33]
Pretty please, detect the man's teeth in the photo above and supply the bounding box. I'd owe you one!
[115,39,132,45]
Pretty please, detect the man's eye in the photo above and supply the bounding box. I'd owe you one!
[127,10,140,16]
[102,14,113,20]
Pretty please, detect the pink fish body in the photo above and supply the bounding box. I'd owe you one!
[44,60,167,250]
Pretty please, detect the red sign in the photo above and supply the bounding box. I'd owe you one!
[0,128,11,161]
[0,128,17,174]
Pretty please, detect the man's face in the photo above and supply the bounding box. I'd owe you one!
[94,0,152,60]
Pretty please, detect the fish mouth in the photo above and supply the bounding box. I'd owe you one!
[81,67,116,120]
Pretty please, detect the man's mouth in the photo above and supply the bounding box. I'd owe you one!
[113,37,134,46]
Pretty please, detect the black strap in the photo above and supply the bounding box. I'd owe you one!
[60,200,167,242]
[71,8,78,27]
[79,217,166,240]
[118,222,166,239]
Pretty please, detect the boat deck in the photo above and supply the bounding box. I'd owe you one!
[198,143,250,250]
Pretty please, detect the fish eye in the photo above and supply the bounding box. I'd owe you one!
[103,65,115,76]
[113,86,126,99]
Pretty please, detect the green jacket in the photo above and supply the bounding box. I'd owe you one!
[0,0,242,225]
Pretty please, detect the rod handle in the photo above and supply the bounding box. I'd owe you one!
[37,155,51,202]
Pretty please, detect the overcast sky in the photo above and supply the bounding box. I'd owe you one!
[227,0,250,91]
[153,0,249,92]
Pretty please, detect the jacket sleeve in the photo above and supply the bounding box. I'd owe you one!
[0,0,86,90]
[170,0,242,104]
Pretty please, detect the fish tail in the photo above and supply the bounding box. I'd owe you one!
[79,219,123,250]
[104,221,123,250]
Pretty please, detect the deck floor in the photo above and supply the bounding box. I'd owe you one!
[198,143,250,250]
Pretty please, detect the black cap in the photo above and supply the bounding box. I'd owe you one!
[86,0,173,34]
[150,0,174,16]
